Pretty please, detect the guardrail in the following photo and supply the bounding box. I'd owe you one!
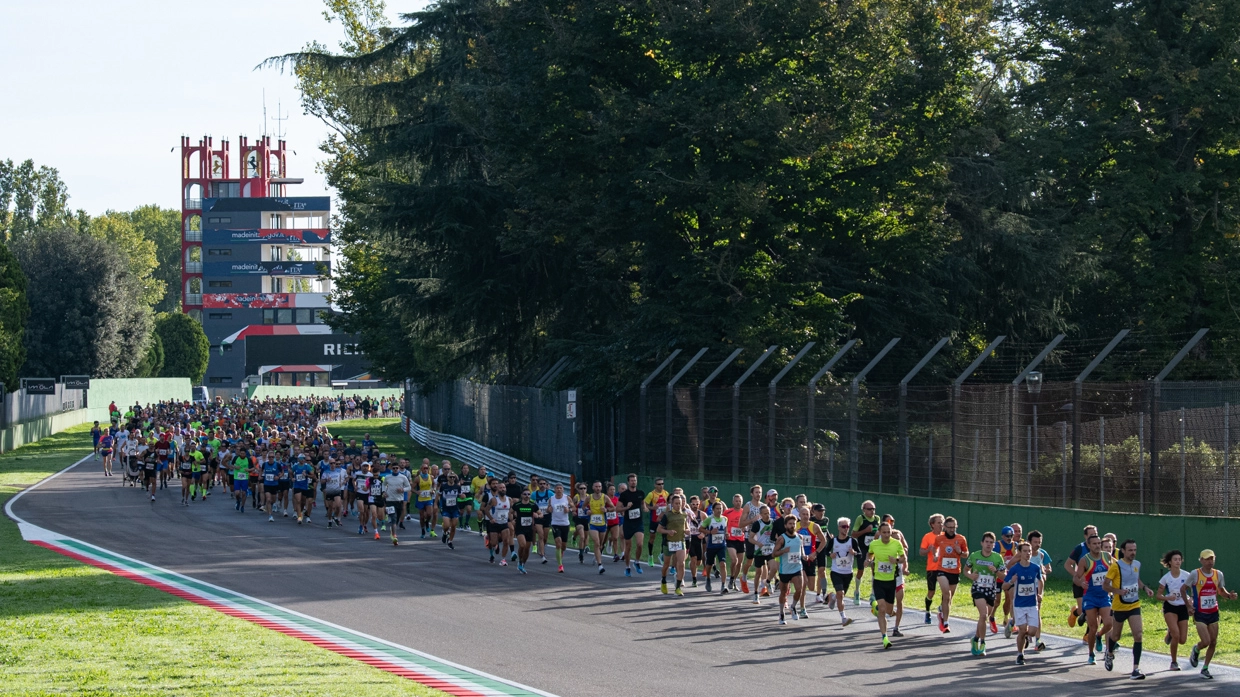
[402,415,570,486]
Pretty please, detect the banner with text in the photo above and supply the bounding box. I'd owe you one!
[203,261,326,276]
[202,229,330,245]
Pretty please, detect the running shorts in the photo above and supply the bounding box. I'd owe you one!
[552,524,570,541]
[689,537,704,560]
[414,499,431,510]
[623,519,643,540]
[325,491,342,501]
[972,589,996,606]
[753,554,769,568]
[926,570,940,588]
[1164,603,1188,621]
[873,579,897,605]
[575,515,591,529]
[249,476,259,486]
[487,522,507,535]
[706,547,728,565]
[234,480,249,492]
[589,523,607,533]
[515,526,534,539]
[1072,583,1085,599]
[293,487,310,496]
[779,571,802,584]
[830,571,853,592]
[371,496,386,508]
[939,572,960,587]
[180,471,193,479]
[726,540,744,554]
[441,506,460,519]
[815,553,830,571]
[1014,605,1040,628]
[1082,593,1111,611]
[1195,612,1219,626]
[1113,608,1140,623]
[279,481,291,492]
[458,498,474,509]
[744,541,756,559]
[144,470,157,482]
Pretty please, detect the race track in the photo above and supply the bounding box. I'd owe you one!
[13,459,1239,696]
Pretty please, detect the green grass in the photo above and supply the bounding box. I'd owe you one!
[0,424,446,696]
[326,418,444,465]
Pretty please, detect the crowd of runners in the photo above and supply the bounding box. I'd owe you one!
[91,397,1235,680]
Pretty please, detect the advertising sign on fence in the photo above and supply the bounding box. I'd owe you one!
[61,375,90,390]
[23,378,56,395]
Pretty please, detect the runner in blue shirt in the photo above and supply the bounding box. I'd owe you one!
[91,421,103,463]
[291,455,315,525]
[1004,542,1044,665]
[262,457,281,522]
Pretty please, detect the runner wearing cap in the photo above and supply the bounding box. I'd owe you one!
[920,513,944,624]
[1188,548,1237,679]
[809,504,834,605]
[996,524,1020,637]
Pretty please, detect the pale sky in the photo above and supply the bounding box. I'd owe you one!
[0,0,417,215]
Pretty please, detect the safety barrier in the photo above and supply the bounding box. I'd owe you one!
[402,416,569,486]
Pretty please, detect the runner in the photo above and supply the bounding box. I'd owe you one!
[920,513,944,624]
[322,457,346,527]
[963,531,1003,657]
[276,453,292,517]
[882,514,909,637]
[188,441,206,502]
[1103,538,1155,678]
[486,481,513,566]
[436,471,459,549]
[605,483,622,561]
[1158,549,1190,671]
[809,504,833,605]
[703,500,730,595]
[469,465,489,533]
[262,453,280,522]
[368,460,388,540]
[685,496,704,586]
[354,462,374,536]
[414,460,435,539]
[747,505,775,605]
[657,493,689,596]
[771,513,806,625]
[548,483,573,572]
[827,516,861,626]
[1066,525,1100,629]
[868,522,905,648]
[645,478,671,566]
[177,441,194,505]
[532,478,554,564]
[1001,541,1043,666]
[573,482,590,564]
[291,454,315,524]
[1188,549,1238,679]
[933,516,968,634]
[996,525,1020,637]
[1074,534,1113,666]
[738,485,765,594]
[511,489,540,573]
[852,500,880,605]
[231,446,250,512]
[618,473,645,577]
[1026,530,1052,650]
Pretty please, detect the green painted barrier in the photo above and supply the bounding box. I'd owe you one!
[246,386,401,400]
[638,475,1236,584]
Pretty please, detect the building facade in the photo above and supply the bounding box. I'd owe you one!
[180,135,355,391]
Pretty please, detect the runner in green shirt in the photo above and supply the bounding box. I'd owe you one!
[964,531,1004,656]
[232,452,251,513]
[868,522,906,649]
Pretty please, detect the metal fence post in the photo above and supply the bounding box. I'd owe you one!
[928,433,934,498]
[1180,407,1187,516]
[1099,415,1106,512]
[1061,421,1068,508]
[1138,412,1145,514]
[667,348,708,480]
[1226,403,1231,517]
[806,341,857,489]
[640,351,681,476]
[769,342,815,483]
[1071,329,1130,508]
[700,349,742,481]
[994,427,1001,502]
[899,337,949,495]
[952,335,1005,498]
[971,429,979,500]
[850,338,901,492]
[878,438,884,494]
[1012,334,1064,506]
[735,346,777,483]
[828,443,835,488]
[1152,329,1209,514]
[1026,424,1032,506]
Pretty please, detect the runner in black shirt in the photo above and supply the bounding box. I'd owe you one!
[618,473,646,577]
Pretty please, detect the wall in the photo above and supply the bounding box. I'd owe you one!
[639,475,1238,582]
[246,386,401,400]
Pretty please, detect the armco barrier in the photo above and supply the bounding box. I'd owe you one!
[247,386,402,400]
[639,476,1240,585]
[403,415,569,486]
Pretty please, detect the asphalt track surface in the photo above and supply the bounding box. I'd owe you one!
[15,461,1240,696]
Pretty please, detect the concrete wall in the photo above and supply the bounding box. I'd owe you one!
[640,475,1239,584]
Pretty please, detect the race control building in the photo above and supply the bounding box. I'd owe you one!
[179,135,367,392]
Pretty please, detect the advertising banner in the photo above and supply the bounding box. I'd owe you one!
[202,229,330,245]
[61,375,91,390]
[23,378,56,395]
[204,261,325,276]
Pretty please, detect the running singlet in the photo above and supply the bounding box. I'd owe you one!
[491,496,511,524]
[441,484,460,508]
[751,520,775,557]
[1159,570,1188,607]
[549,494,572,526]
[660,510,688,550]
[1192,569,1220,617]
[778,534,804,575]
[830,535,859,574]
[354,471,372,496]
[869,538,903,582]
[706,516,728,548]
[645,490,670,522]
[921,531,941,572]
[934,533,969,574]
[416,474,434,501]
[292,463,312,490]
[1107,559,1142,611]
[532,489,552,518]
[798,520,821,560]
[322,468,345,493]
[471,476,489,501]
[997,538,1018,562]
[513,502,538,530]
[725,508,745,542]
[232,458,249,482]
[1082,554,1111,605]
[1005,562,1042,607]
[854,514,880,548]
[263,462,279,485]
[587,494,608,527]
[966,551,1003,594]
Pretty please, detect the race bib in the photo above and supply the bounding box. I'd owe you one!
[628,508,641,519]
[494,511,508,524]
[941,556,959,571]
[864,535,874,546]
[833,555,852,574]
[1201,595,1218,611]
[786,552,801,565]
[711,534,725,545]
[1091,571,1106,588]
[762,543,775,556]
[295,474,306,482]
[367,495,375,504]
[265,473,275,482]
[418,490,433,501]
[606,512,618,522]
[590,514,605,526]
[668,541,684,552]
[1018,582,1036,597]
[385,506,395,514]
[975,575,994,590]
[877,561,894,575]
[656,505,666,516]
[445,494,457,506]
[1121,583,1139,604]
[730,527,742,537]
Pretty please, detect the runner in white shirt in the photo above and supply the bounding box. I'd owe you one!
[1157,549,1191,671]
[548,484,573,573]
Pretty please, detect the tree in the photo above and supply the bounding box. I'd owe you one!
[12,228,152,378]
[133,331,165,378]
[0,241,29,391]
[127,205,182,313]
[0,159,78,240]
[155,311,210,385]
[86,211,166,308]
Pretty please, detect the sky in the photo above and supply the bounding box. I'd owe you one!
[0,0,416,216]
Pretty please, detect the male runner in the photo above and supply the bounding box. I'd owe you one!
[964,531,1003,657]
[827,516,861,625]
[512,489,540,573]
[868,522,905,648]
[920,513,944,624]
[1067,525,1099,628]
[385,462,410,545]
[933,516,968,633]
[1003,541,1044,666]
[437,471,460,549]
[657,493,689,596]
[1188,549,1237,679]
[772,514,806,625]
[532,478,554,562]
[486,481,513,566]
[1103,538,1155,678]
[645,478,671,564]
[1074,534,1113,665]
[738,485,765,594]
[619,473,646,576]
[852,500,880,604]
[414,460,436,538]
[291,455,315,524]
[548,483,573,572]
[748,505,775,605]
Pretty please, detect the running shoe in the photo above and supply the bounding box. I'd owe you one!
[691,579,698,588]
[760,587,771,597]
[1035,641,1046,652]
[721,587,730,596]
[1130,669,1144,680]
[327,520,333,528]
[798,608,808,620]
[674,586,684,597]
[979,642,986,657]
[1087,654,1096,666]
[579,550,585,564]
[1202,668,1213,680]
[1016,654,1025,666]
[706,578,713,593]
[740,579,749,594]
[500,559,507,567]
[626,568,632,578]
[1104,651,1114,672]
[512,551,519,562]
[393,538,399,546]
[970,637,979,656]
[519,564,527,574]
[1190,645,1200,668]
[853,589,860,605]
[297,517,303,525]
[925,611,932,625]
[558,565,564,573]
[613,554,620,563]
[938,613,947,633]
[891,628,903,637]
[541,556,548,565]
[305,517,312,525]
[752,596,760,605]
[1004,619,1014,639]
[448,541,454,550]
[1165,631,1171,645]
[269,515,275,522]
[1170,661,1181,671]
[661,582,668,594]
[841,617,852,627]
[430,530,438,538]
[359,525,365,535]
[598,565,605,575]
[989,619,998,635]
[374,531,381,540]
[1068,607,1078,628]
[882,636,891,650]
[1095,636,1103,654]
[634,564,643,575]
[779,617,787,625]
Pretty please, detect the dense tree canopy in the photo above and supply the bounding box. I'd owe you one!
[155,311,210,385]
[288,0,1240,390]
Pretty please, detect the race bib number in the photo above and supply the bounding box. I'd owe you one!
[265,473,276,482]
[1091,571,1106,588]
[628,508,641,520]
[520,516,533,527]
[494,511,508,524]
[656,505,666,516]
[730,527,742,537]
[418,490,433,501]
[833,555,853,574]
[1201,595,1218,611]
[786,552,801,565]
[385,506,395,515]
[761,543,775,556]
[668,541,684,552]
[590,514,605,526]
[864,535,874,546]
[941,557,959,571]
[367,495,375,504]
[1018,582,1036,597]
[295,474,306,482]
[877,561,894,575]
[445,494,457,507]
[976,575,995,591]
[1121,583,1139,604]
[606,512,618,522]
[711,534,725,545]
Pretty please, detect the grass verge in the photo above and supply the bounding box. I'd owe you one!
[0,423,445,696]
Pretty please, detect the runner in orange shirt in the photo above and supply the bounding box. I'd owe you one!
[920,513,945,625]
[933,516,969,633]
